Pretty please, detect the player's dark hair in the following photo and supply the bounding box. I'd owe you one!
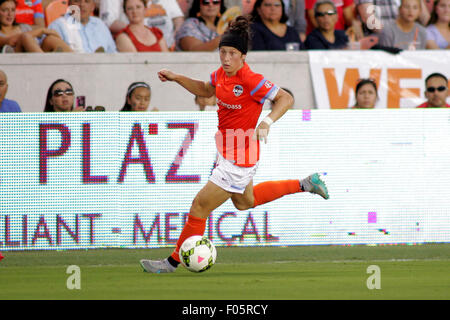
[44,79,74,112]
[251,0,288,24]
[219,15,252,54]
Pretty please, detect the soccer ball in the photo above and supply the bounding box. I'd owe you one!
[179,236,217,273]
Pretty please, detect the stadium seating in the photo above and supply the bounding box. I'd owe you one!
[45,0,69,26]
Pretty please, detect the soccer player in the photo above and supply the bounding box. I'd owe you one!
[140,15,329,273]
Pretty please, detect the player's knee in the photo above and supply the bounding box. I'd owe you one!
[233,201,252,211]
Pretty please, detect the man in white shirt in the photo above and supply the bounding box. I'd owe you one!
[49,0,117,53]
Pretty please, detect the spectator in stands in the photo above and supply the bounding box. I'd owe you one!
[44,79,85,112]
[250,0,304,50]
[0,69,21,112]
[178,0,193,16]
[116,0,169,51]
[195,94,217,110]
[356,0,430,35]
[49,0,117,53]
[305,0,349,49]
[0,0,72,52]
[121,81,155,111]
[426,0,450,49]
[100,0,184,49]
[352,78,377,108]
[175,0,227,51]
[417,72,449,108]
[378,0,432,49]
[305,0,355,36]
[15,0,45,28]
[284,0,307,41]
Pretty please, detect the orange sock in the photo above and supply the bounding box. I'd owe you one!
[253,180,302,207]
[171,215,207,262]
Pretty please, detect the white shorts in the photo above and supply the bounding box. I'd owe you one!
[209,153,259,194]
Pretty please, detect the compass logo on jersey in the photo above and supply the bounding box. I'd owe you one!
[233,85,243,97]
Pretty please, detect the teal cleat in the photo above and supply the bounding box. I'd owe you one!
[301,173,329,200]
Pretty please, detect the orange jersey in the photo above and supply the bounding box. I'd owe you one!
[210,62,279,167]
[15,0,44,25]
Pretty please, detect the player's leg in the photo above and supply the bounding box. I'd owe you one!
[169,181,231,260]
[230,180,254,210]
[231,174,329,211]
[140,181,231,273]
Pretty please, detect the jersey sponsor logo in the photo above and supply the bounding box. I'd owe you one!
[217,98,242,110]
[233,85,243,97]
[15,8,34,14]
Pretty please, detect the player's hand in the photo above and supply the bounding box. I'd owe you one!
[158,69,177,82]
[252,122,270,144]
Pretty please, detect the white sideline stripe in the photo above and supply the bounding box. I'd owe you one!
[5,258,448,269]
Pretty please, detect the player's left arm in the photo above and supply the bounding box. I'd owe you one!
[254,88,294,143]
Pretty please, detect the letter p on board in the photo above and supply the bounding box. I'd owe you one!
[366,265,381,290]
[66,265,81,290]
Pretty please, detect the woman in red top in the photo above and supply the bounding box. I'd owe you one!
[140,16,329,273]
[115,0,169,52]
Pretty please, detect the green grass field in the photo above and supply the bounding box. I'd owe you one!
[1,243,449,300]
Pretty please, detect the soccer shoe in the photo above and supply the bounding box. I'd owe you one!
[140,258,176,274]
[301,173,329,200]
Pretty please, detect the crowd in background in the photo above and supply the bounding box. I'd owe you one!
[0,0,448,111]
[1,0,448,53]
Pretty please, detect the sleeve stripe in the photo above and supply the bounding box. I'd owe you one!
[34,13,45,18]
[34,0,42,5]
[259,85,279,104]
[250,78,266,96]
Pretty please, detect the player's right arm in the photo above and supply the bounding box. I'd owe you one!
[158,69,215,98]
